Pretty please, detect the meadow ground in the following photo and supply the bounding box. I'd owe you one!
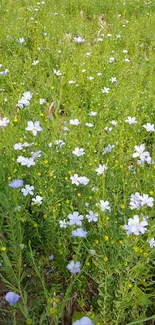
[0,0,155,324]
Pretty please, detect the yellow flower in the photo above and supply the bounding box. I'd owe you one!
[26,319,32,325]
[134,247,139,253]
[49,307,56,315]
[44,160,48,164]
[34,223,38,228]
[1,247,6,252]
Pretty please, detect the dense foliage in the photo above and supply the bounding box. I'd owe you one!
[0,0,155,324]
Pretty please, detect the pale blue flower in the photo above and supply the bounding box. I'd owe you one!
[9,179,24,188]
[72,316,94,325]
[67,260,81,274]
[72,228,87,238]
[5,292,20,306]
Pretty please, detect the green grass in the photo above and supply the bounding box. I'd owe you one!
[0,0,155,324]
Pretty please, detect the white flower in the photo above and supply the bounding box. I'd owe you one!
[70,174,80,186]
[17,91,32,109]
[148,238,155,248]
[70,119,80,126]
[78,176,89,185]
[86,211,98,222]
[85,52,91,57]
[109,57,115,63]
[132,144,150,163]
[85,123,94,127]
[31,151,42,159]
[0,117,10,127]
[19,37,25,44]
[21,185,34,196]
[125,116,137,125]
[104,126,112,131]
[139,194,154,207]
[103,144,115,155]
[95,164,108,175]
[23,91,32,100]
[74,36,85,43]
[98,200,111,212]
[143,123,155,132]
[72,147,85,157]
[87,76,94,80]
[53,68,61,76]
[32,195,43,205]
[67,260,81,274]
[26,121,43,136]
[24,158,35,168]
[123,215,148,235]
[129,192,141,210]
[101,87,110,94]
[39,98,46,105]
[59,219,68,228]
[17,156,35,167]
[124,58,130,63]
[88,111,97,116]
[110,120,117,126]
[68,80,76,84]
[55,139,65,150]
[0,69,9,76]
[72,228,87,238]
[63,126,69,131]
[73,316,94,325]
[68,211,84,226]
[14,143,23,150]
[32,60,39,66]
[109,77,117,83]
[17,156,27,165]
[70,174,89,186]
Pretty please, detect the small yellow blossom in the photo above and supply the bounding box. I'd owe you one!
[1,247,6,252]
